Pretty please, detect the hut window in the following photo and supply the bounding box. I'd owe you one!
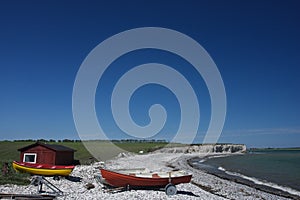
[23,153,37,163]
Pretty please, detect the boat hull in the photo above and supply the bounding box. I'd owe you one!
[100,169,192,188]
[12,161,74,176]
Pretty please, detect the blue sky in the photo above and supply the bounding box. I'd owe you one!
[0,0,299,147]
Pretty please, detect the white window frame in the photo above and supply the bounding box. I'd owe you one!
[23,153,37,163]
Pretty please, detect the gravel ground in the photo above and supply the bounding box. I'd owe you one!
[0,152,297,200]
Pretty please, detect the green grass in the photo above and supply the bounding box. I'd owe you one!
[0,141,35,185]
[49,141,170,163]
[0,140,171,163]
[0,141,35,161]
[113,141,169,153]
[0,161,31,185]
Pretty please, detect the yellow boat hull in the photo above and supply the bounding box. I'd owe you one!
[12,162,73,176]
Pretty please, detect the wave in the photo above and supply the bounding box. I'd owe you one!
[217,166,225,171]
[248,151,265,155]
[196,154,231,164]
[218,166,300,197]
[209,154,231,159]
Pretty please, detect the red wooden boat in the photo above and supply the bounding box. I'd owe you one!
[100,168,192,195]
[12,161,75,176]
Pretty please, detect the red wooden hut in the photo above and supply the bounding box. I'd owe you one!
[18,142,76,165]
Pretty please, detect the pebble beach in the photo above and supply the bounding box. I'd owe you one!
[0,151,298,200]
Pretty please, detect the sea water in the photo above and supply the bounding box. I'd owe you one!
[192,149,300,196]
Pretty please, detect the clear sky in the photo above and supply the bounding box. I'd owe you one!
[0,0,299,148]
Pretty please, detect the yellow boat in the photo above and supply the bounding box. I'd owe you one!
[12,161,75,176]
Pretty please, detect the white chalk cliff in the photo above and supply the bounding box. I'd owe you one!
[155,144,247,154]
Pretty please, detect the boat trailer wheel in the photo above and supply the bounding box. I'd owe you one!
[165,183,177,195]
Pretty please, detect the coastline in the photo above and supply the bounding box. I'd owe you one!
[187,155,300,200]
[0,152,299,199]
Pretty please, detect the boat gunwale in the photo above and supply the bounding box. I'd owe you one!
[13,161,75,170]
[109,168,192,178]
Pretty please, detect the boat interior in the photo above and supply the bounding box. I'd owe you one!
[113,168,192,178]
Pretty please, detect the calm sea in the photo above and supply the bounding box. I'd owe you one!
[190,149,300,197]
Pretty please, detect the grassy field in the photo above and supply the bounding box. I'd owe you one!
[0,140,171,163]
[0,140,172,185]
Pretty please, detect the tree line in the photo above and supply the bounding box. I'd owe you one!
[12,139,168,143]
[13,139,81,143]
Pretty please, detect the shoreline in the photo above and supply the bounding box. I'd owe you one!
[0,152,299,199]
[187,155,300,200]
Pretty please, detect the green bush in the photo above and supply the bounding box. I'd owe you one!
[0,161,30,185]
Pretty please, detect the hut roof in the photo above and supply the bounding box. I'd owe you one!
[18,142,76,152]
